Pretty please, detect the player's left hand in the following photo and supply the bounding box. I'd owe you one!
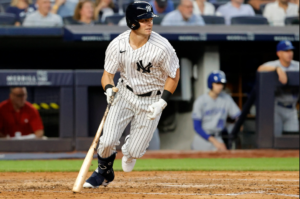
[147,99,167,120]
[105,88,119,106]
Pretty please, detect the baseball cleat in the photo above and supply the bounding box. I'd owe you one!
[83,153,116,188]
[83,181,98,188]
[122,156,136,172]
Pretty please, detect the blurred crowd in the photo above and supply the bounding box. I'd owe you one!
[0,0,299,27]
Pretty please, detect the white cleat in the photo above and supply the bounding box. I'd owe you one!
[83,182,99,188]
[122,156,136,172]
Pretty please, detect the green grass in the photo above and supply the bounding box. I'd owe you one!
[0,158,298,172]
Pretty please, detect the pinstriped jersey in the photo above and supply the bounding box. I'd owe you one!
[104,30,180,95]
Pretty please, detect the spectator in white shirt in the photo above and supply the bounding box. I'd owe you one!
[94,0,116,23]
[23,0,63,27]
[263,0,299,26]
[289,0,299,6]
[193,0,215,15]
[216,0,255,25]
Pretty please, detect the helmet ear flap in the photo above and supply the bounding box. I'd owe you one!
[131,20,140,30]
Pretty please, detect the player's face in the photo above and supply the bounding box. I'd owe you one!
[137,18,153,36]
[10,88,27,109]
[277,50,293,63]
[212,83,224,95]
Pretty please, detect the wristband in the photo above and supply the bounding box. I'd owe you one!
[161,90,172,101]
[104,84,113,91]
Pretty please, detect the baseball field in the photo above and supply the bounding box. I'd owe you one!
[0,150,299,199]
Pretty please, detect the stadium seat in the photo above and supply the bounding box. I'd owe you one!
[105,14,125,25]
[63,16,81,25]
[285,16,299,25]
[0,0,11,11]
[0,13,16,25]
[259,3,267,14]
[0,5,4,13]
[231,16,269,25]
[173,0,180,9]
[202,15,225,25]
[153,14,165,25]
[212,2,225,10]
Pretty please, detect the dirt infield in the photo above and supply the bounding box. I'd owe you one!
[0,171,299,199]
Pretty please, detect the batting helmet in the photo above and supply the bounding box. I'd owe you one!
[126,1,158,30]
[207,70,227,90]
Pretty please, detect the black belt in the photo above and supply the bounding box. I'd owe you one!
[122,80,161,97]
[126,85,161,97]
[277,101,293,109]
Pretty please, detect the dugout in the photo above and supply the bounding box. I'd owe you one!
[0,70,74,152]
[256,71,299,149]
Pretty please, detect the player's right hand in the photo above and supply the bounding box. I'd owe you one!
[209,136,227,151]
[105,88,119,105]
[215,143,227,151]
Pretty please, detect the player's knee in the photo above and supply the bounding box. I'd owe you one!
[97,141,115,154]
[127,147,144,159]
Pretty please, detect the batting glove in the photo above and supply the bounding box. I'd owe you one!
[105,88,119,106]
[147,99,167,120]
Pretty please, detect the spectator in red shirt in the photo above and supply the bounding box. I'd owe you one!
[0,87,44,139]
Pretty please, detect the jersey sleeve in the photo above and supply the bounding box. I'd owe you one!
[228,96,241,119]
[29,108,44,132]
[104,41,119,74]
[193,120,210,140]
[261,61,277,68]
[159,45,180,78]
[192,98,203,121]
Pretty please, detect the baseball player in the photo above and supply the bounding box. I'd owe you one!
[83,1,180,188]
[191,71,241,151]
[257,41,299,136]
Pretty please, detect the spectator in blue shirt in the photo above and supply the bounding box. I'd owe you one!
[216,0,255,25]
[5,0,36,26]
[149,0,175,15]
[161,0,205,26]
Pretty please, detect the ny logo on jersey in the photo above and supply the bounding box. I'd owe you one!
[136,60,152,73]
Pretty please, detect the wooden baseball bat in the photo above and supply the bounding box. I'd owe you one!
[72,87,119,193]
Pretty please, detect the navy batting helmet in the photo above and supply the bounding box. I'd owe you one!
[207,70,226,89]
[126,1,158,30]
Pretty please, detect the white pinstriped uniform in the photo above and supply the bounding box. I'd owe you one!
[97,30,180,159]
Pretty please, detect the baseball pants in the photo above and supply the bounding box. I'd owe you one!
[97,80,162,159]
[274,105,299,137]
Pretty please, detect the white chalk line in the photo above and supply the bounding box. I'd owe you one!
[2,189,299,197]
[156,183,299,188]
[139,177,299,182]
